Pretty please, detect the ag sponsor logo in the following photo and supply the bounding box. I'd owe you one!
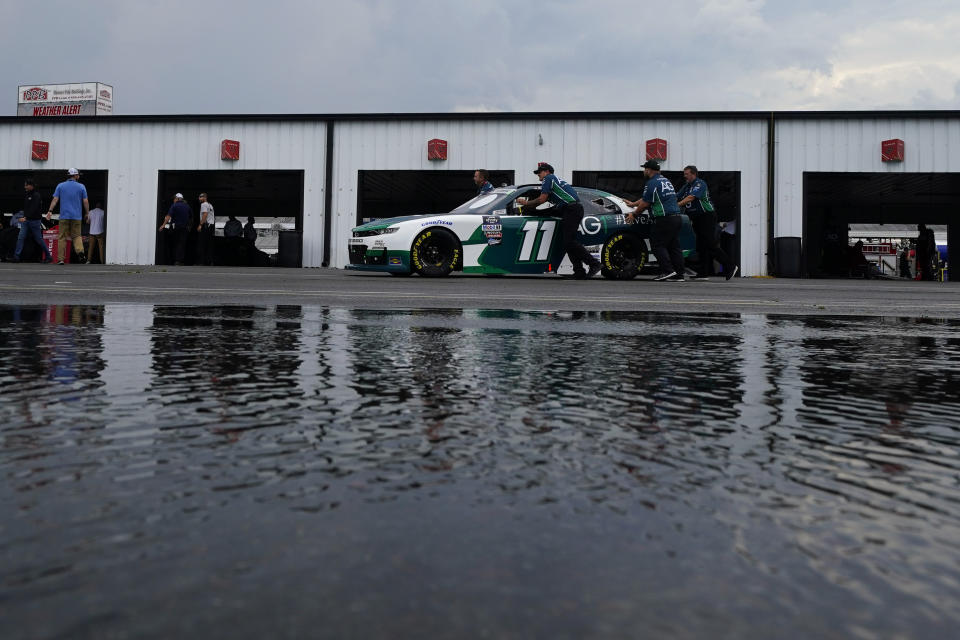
[579,215,603,235]
[22,87,48,101]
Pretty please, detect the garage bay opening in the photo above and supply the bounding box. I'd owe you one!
[356,170,515,225]
[155,170,304,267]
[804,173,958,280]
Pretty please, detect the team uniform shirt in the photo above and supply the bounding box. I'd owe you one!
[540,174,579,207]
[677,178,715,215]
[200,202,215,227]
[167,202,192,227]
[477,181,493,195]
[52,180,88,220]
[641,174,680,217]
[88,207,105,235]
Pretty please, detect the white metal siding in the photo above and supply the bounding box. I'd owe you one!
[774,118,960,237]
[0,120,327,266]
[330,118,769,275]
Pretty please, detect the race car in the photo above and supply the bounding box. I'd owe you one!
[347,184,696,278]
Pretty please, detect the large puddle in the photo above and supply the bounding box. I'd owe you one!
[1,305,959,639]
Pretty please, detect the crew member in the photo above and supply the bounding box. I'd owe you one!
[46,168,89,264]
[625,160,684,281]
[159,193,192,266]
[474,169,494,195]
[14,180,53,263]
[677,165,738,280]
[517,162,601,279]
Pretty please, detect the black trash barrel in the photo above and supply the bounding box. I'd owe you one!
[774,236,802,278]
[278,230,302,268]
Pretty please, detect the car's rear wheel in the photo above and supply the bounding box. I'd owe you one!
[601,233,646,280]
[411,229,461,277]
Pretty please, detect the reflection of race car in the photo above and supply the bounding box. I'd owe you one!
[347,185,695,278]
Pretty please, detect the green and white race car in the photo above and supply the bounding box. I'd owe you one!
[347,184,696,278]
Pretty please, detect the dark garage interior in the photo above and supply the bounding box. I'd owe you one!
[356,170,515,225]
[155,170,304,267]
[804,172,959,278]
[575,170,741,268]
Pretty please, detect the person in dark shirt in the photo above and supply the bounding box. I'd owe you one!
[473,169,494,195]
[159,193,193,265]
[223,215,243,238]
[14,180,53,263]
[243,216,257,244]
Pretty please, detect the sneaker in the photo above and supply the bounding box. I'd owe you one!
[653,271,677,281]
[58,260,65,265]
[691,274,710,281]
[668,274,686,282]
[77,252,86,263]
[725,265,739,281]
[586,263,601,278]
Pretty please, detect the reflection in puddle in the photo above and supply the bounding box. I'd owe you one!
[1,305,959,639]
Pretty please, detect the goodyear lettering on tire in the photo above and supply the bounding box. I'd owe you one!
[603,234,624,270]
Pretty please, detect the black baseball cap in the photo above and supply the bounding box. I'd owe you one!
[642,159,661,170]
[533,162,554,174]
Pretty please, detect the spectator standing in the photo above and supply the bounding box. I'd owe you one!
[516,162,601,279]
[196,192,215,265]
[14,180,53,263]
[159,193,192,265]
[677,165,738,280]
[243,216,257,244]
[916,223,937,281]
[625,160,685,282]
[473,169,494,195]
[85,202,105,264]
[223,215,243,238]
[46,168,88,264]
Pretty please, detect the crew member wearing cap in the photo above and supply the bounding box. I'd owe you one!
[625,160,685,281]
[677,165,738,280]
[160,193,193,266]
[46,168,89,264]
[517,162,601,279]
[473,170,494,196]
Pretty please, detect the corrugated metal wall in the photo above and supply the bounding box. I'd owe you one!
[0,120,327,265]
[331,118,769,274]
[774,118,960,237]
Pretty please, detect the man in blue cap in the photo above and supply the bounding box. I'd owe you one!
[159,193,193,265]
[625,160,685,281]
[517,162,601,279]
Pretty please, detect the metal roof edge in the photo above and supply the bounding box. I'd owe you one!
[1,110,959,124]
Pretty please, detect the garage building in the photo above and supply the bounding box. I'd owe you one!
[1,111,957,277]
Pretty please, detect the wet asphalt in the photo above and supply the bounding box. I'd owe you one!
[0,263,957,318]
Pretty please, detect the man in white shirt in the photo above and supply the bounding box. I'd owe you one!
[85,202,105,264]
[197,192,215,265]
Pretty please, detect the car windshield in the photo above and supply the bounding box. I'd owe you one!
[449,189,525,215]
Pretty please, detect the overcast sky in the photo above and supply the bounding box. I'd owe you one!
[3,0,959,115]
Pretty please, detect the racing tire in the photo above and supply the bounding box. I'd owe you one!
[411,229,461,277]
[601,233,646,280]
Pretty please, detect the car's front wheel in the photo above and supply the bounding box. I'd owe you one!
[411,229,461,277]
[601,233,646,280]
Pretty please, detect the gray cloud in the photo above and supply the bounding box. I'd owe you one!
[2,0,958,115]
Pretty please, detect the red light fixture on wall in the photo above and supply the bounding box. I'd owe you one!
[427,138,447,161]
[645,138,667,162]
[221,139,240,161]
[881,139,904,162]
[31,140,49,161]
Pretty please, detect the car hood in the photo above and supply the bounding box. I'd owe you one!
[353,212,470,231]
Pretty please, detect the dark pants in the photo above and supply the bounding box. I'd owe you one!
[651,214,685,275]
[171,226,188,264]
[558,203,598,274]
[197,224,214,265]
[691,213,734,276]
[15,220,52,261]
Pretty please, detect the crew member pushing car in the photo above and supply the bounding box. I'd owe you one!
[517,162,601,279]
[625,160,685,281]
[677,165,738,280]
